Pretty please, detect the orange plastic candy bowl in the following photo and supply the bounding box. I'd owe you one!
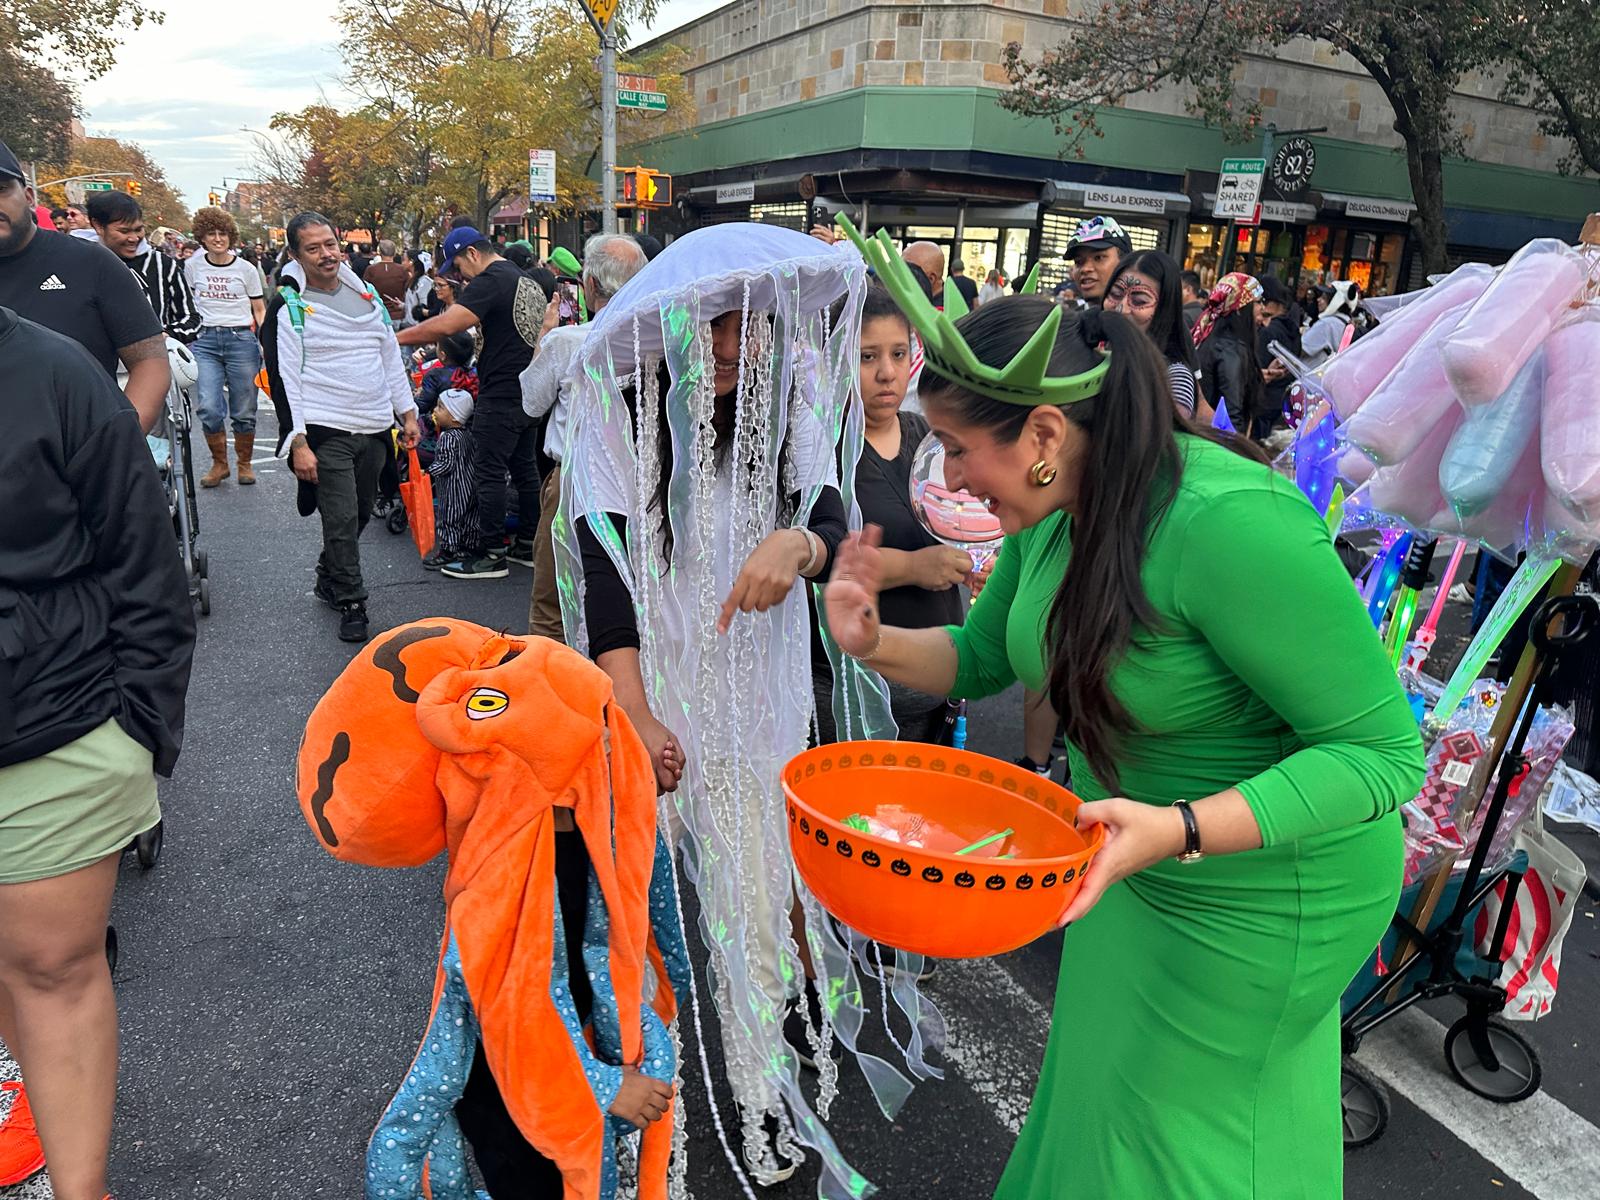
[783,742,1103,959]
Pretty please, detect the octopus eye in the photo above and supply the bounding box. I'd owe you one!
[465,687,510,719]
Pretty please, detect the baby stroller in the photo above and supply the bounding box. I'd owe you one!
[374,427,414,537]
[1339,592,1596,1147]
[150,338,211,617]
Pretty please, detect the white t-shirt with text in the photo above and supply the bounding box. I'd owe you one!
[184,253,264,327]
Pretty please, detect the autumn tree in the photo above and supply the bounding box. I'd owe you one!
[0,0,164,167]
[258,0,685,239]
[1002,1,1502,274]
[1493,0,1600,179]
[36,135,190,228]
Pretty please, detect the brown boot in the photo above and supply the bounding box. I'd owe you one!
[201,431,230,487]
[235,431,256,485]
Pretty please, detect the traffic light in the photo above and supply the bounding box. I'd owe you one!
[126,180,142,197]
[207,191,221,207]
[617,166,671,208]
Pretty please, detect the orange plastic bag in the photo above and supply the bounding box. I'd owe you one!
[399,446,435,558]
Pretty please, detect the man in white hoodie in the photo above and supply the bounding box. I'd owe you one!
[277,211,419,643]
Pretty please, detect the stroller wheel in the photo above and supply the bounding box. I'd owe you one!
[105,925,119,975]
[196,548,209,578]
[198,575,212,616]
[373,496,392,516]
[1444,1016,1541,1102]
[386,505,408,535]
[134,819,164,870]
[1340,1059,1390,1149]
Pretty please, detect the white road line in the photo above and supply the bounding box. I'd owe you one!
[1358,1008,1600,1200]
[925,956,1050,1135]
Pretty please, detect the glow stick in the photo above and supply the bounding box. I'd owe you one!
[1431,551,1561,718]
[1404,539,1470,673]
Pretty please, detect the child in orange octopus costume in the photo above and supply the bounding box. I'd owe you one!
[296,619,692,1199]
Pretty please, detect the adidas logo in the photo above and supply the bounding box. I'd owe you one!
[38,275,66,291]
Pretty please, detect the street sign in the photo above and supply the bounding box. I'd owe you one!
[81,180,112,191]
[580,0,618,28]
[528,149,556,204]
[618,73,657,93]
[716,182,756,204]
[617,89,668,111]
[1213,157,1266,220]
[1269,137,1317,198]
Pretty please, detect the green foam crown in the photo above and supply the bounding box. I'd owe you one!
[836,215,1107,407]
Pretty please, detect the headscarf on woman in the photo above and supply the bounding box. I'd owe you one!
[1190,271,1264,348]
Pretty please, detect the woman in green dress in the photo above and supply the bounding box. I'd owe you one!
[824,223,1426,1197]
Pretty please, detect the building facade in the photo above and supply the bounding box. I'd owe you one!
[625,0,1599,294]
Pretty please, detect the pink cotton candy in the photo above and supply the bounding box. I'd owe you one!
[1366,406,1463,531]
[1345,319,1467,466]
[1338,448,1377,486]
[1439,239,1587,407]
[1319,264,1493,419]
[1540,307,1600,522]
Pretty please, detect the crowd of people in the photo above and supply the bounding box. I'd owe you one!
[0,125,1430,1200]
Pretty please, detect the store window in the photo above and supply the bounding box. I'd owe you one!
[1185,222,1305,289]
[750,202,807,230]
[1038,211,1163,290]
[1298,225,1407,296]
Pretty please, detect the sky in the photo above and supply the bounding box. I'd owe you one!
[75,0,727,210]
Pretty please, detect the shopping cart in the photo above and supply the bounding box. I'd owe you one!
[1339,591,1597,1147]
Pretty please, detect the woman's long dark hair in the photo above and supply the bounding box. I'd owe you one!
[1208,306,1265,417]
[922,298,1263,789]
[1106,250,1197,374]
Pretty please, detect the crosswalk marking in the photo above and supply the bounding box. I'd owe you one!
[926,957,1050,1135]
[1360,1009,1600,1200]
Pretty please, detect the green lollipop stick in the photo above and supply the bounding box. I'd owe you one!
[956,828,1015,856]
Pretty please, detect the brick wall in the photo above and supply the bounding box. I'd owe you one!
[636,0,1565,175]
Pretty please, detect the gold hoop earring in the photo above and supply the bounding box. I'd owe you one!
[1029,460,1057,488]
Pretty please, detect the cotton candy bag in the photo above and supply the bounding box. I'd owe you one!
[1439,239,1587,407]
[1439,349,1544,519]
[1540,306,1600,522]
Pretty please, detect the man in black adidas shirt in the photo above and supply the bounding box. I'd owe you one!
[0,139,169,431]
[397,225,547,579]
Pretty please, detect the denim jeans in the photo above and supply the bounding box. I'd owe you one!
[194,326,261,435]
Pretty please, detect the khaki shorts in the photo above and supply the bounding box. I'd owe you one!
[0,719,161,885]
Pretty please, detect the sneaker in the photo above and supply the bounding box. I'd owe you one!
[1448,583,1474,603]
[313,576,337,608]
[741,1113,800,1185]
[420,549,450,572]
[338,602,369,643]
[505,539,537,568]
[783,980,841,1072]
[441,550,509,580]
[0,1081,46,1187]
[1015,754,1055,777]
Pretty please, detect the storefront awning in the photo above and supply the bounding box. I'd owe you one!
[1044,181,1190,217]
[490,196,530,225]
[1320,193,1416,222]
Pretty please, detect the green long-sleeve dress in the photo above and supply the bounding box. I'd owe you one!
[947,435,1426,1199]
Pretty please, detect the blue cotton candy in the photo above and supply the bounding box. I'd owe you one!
[1439,348,1545,518]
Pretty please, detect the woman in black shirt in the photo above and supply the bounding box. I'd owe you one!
[815,286,972,744]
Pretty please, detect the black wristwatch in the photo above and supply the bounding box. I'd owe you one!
[1173,799,1204,864]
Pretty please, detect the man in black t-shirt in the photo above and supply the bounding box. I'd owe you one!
[398,225,546,579]
[947,259,979,309]
[0,139,169,431]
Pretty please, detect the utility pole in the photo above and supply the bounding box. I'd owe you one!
[601,25,618,234]
[581,2,621,234]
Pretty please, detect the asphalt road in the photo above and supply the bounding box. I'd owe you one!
[4,410,1599,1199]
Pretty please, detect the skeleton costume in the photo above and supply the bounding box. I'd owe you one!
[556,224,942,1197]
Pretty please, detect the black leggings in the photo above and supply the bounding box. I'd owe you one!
[455,829,594,1196]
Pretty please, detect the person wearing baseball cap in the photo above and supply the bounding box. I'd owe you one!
[398,226,547,579]
[0,139,170,431]
[1065,214,1134,306]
